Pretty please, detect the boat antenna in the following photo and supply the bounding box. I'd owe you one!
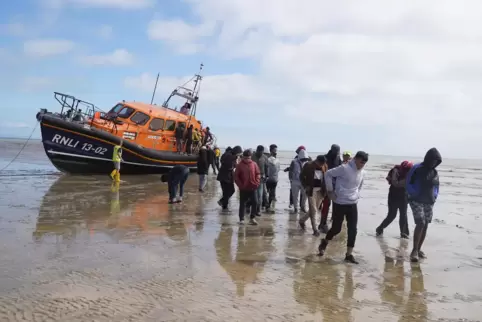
[150,72,160,105]
[192,63,203,99]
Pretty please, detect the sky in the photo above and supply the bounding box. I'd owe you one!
[1,0,482,158]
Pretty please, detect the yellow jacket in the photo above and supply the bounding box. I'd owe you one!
[192,130,201,141]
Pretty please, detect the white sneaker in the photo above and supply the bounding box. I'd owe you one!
[239,220,245,225]
[176,197,183,203]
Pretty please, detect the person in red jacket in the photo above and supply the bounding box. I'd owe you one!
[235,149,261,225]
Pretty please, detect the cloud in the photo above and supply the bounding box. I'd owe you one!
[23,39,74,57]
[147,19,215,54]
[79,49,134,66]
[140,0,482,156]
[124,73,283,105]
[98,25,113,39]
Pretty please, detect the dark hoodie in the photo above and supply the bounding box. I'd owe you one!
[217,146,242,183]
[197,149,209,175]
[325,144,342,169]
[407,148,442,204]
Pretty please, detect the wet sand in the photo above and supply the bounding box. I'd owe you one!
[1,140,482,321]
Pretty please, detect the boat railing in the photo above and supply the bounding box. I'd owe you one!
[54,92,105,126]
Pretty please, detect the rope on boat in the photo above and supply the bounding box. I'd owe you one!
[0,121,39,173]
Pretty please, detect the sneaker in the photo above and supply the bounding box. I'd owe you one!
[168,199,175,204]
[317,239,328,256]
[217,200,223,207]
[410,250,419,263]
[418,250,426,259]
[400,233,409,239]
[344,254,359,264]
[313,230,321,237]
[299,220,306,231]
[376,227,383,237]
[291,208,299,215]
[289,204,293,209]
[255,212,261,217]
[249,218,258,225]
[199,189,204,192]
[239,220,245,225]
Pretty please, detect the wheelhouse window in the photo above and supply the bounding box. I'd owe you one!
[130,111,150,125]
[165,120,176,131]
[117,106,135,119]
[109,103,123,114]
[149,118,165,131]
[177,122,186,130]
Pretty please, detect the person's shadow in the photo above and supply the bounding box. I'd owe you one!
[214,223,274,297]
[292,261,355,320]
[377,237,407,314]
[399,263,428,322]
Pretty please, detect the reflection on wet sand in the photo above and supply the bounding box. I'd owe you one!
[400,265,427,322]
[34,175,205,243]
[215,223,275,296]
[1,171,480,321]
[293,261,355,321]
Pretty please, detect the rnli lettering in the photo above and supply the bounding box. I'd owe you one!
[52,134,79,148]
[51,134,108,156]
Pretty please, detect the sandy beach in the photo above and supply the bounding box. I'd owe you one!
[1,139,482,321]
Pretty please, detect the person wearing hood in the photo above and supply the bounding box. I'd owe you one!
[299,155,328,236]
[197,146,209,192]
[234,149,261,225]
[376,160,413,239]
[252,145,269,215]
[285,146,306,209]
[217,146,242,210]
[319,144,343,232]
[289,149,309,214]
[265,144,281,213]
[318,151,368,264]
[405,148,442,263]
[161,164,189,204]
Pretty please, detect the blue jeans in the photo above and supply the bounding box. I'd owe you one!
[256,182,265,213]
[169,172,189,200]
[199,174,207,191]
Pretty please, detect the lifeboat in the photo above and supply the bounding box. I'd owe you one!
[36,65,213,174]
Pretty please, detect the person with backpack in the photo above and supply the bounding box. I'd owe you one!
[299,155,328,236]
[234,149,261,225]
[376,161,413,239]
[405,148,442,262]
[161,164,189,204]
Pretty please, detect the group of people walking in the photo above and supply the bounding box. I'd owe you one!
[163,143,442,265]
